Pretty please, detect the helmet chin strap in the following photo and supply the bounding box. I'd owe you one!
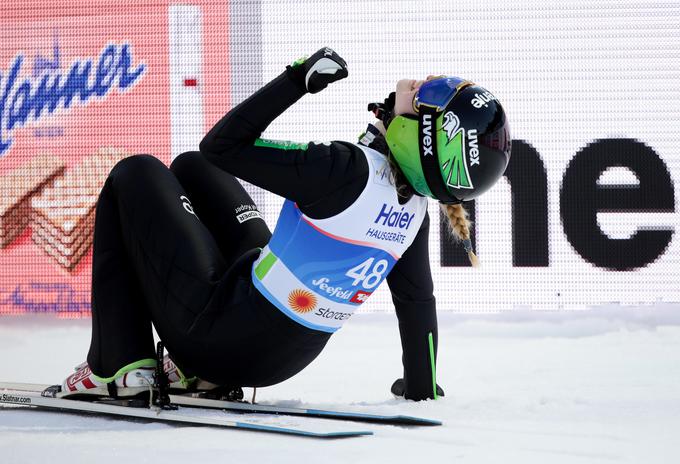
[417,105,461,204]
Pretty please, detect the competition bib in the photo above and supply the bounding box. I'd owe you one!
[252,145,428,332]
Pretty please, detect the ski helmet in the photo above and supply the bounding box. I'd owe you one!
[385,76,511,203]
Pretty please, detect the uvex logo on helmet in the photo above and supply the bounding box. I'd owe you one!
[421,113,434,156]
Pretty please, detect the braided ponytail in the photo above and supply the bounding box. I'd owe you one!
[374,125,478,266]
[439,203,479,267]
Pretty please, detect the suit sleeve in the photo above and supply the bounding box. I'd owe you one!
[199,67,367,213]
[386,211,439,400]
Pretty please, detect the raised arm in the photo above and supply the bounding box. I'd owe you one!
[199,49,366,216]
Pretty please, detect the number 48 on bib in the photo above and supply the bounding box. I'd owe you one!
[346,258,389,289]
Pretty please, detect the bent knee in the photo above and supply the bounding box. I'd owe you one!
[108,154,167,187]
[170,151,203,175]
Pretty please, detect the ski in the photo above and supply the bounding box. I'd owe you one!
[0,386,371,439]
[169,393,443,426]
[0,382,441,426]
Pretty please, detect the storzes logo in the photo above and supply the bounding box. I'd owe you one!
[0,43,145,157]
[374,204,416,229]
[440,111,474,190]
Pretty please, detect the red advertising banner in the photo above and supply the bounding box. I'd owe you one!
[0,0,230,316]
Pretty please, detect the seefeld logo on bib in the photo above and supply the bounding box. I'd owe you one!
[312,277,353,299]
[312,277,373,306]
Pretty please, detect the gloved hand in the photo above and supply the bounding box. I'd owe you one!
[367,92,396,127]
[391,378,445,401]
[289,47,348,94]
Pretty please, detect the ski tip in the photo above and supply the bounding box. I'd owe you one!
[234,421,373,438]
[393,416,443,426]
[321,430,374,438]
[305,408,442,426]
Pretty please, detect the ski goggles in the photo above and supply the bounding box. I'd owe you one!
[413,76,474,112]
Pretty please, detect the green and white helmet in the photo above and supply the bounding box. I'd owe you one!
[385,77,511,203]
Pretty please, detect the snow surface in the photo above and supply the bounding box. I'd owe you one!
[1,307,680,463]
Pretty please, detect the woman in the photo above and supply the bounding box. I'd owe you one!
[61,48,510,401]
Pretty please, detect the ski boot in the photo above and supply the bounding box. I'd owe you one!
[163,355,244,401]
[60,360,156,398]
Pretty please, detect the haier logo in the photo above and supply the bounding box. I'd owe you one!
[374,204,416,229]
[0,43,146,156]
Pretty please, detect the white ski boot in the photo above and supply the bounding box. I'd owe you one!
[61,360,156,397]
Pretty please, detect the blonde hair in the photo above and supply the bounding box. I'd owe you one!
[439,203,479,267]
[384,151,479,266]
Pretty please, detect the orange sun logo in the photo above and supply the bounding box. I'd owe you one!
[288,289,318,313]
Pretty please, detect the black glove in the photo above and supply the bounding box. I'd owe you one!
[288,47,348,94]
[367,92,396,127]
[391,378,445,401]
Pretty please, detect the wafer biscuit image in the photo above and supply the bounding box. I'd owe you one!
[0,153,66,248]
[30,148,128,271]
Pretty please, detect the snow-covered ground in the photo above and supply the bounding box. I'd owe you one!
[1,307,680,464]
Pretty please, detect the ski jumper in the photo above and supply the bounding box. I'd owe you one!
[87,66,440,399]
